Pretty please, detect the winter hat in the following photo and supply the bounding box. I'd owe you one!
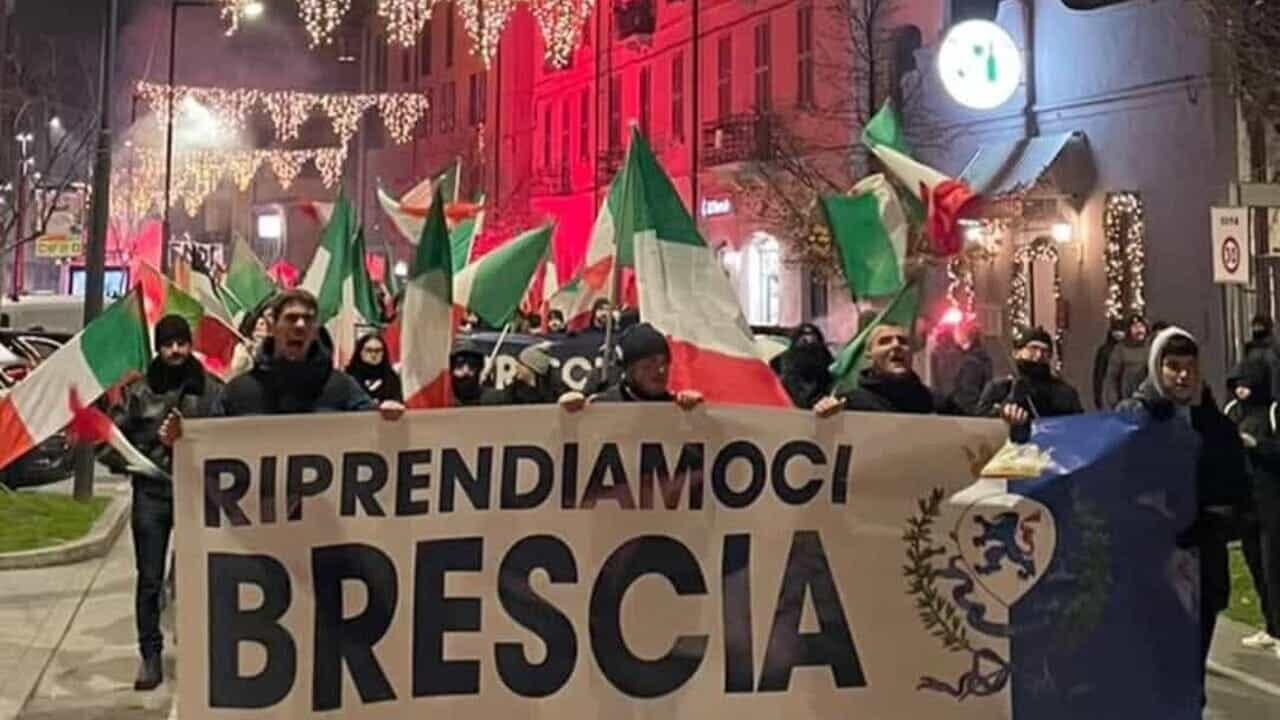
[154,314,193,348]
[618,323,669,366]
[517,341,557,377]
[451,338,487,368]
[1012,325,1053,351]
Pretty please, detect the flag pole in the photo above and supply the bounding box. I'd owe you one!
[481,322,513,384]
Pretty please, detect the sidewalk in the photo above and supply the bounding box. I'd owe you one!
[1211,616,1280,697]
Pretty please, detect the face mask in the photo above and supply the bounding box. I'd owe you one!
[1016,359,1052,382]
[1254,329,1270,341]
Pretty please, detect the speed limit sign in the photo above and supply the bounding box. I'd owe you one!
[1211,207,1250,285]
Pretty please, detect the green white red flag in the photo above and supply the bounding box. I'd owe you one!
[399,190,455,409]
[220,236,277,323]
[377,161,461,244]
[454,224,553,328]
[137,264,243,380]
[821,173,910,298]
[622,129,791,407]
[301,190,382,363]
[0,291,150,473]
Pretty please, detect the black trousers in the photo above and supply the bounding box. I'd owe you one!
[132,484,173,659]
[1241,489,1280,637]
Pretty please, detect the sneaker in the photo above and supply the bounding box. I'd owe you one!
[134,654,163,691]
[1242,631,1276,649]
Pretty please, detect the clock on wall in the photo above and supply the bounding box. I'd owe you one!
[937,20,1024,110]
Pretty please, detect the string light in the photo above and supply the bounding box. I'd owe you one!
[262,91,317,143]
[376,93,430,144]
[298,0,353,47]
[457,0,517,68]
[946,257,976,315]
[1009,237,1064,371]
[1103,192,1147,323]
[530,0,594,68]
[379,0,437,48]
[219,0,247,35]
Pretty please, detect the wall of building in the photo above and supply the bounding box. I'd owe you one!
[913,0,1239,397]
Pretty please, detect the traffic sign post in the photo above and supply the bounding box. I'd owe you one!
[1212,206,1250,285]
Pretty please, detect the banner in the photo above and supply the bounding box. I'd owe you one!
[462,330,608,392]
[174,408,1201,719]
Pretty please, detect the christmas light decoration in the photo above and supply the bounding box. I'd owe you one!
[312,146,349,188]
[946,257,976,315]
[530,0,594,68]
[376,92,430,144]
[457,0,517,67]
[298,0,353,47]
[219,0,248,35]
[1103,191,1147,323]
[263,91,318,144]
[379,0,437,48]
[1008,237,1064,371]
[319,94,374,145]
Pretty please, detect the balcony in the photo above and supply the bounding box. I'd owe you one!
[701,113,778,168]
[615,0,655,42]
[532,166,573,197]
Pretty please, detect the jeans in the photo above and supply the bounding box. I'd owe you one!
[132,484,173,659]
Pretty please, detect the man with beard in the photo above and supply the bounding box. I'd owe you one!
[449,338,508,406]
[977,325,1083,442]
[769,323,833,409]
[814,324,958,416]
[559,323,703,409]
[210,290,402,418]
[106,315,222,691]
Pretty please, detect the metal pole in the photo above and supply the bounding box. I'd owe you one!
[690,0,699,216]
[160,0,181,277]
[10,155,23,300]
[74,0,119,503]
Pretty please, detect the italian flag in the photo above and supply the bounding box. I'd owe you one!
[622,129,791,408]
[301,190,382,362]
[829,280,921,395]
[172,254,232,324]
[400,189,455,409]
[821,173,909,299]
[137,264,243,381]
[220,236,277,323]
[0,291,150,473]
[454,224,553,328]
[863,103,979,256]
[449,197,484,272]
[377,161,461,244]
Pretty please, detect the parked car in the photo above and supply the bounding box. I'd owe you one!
[0,333,75,489]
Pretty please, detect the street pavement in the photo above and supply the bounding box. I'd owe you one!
[2,489,1280,719]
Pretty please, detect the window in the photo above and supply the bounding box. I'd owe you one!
[543,105,554,168]
[423,87,434,135]
[948,0,998,23]
[468,72,488,126]
[609,76,622,150]
[401,49,412,84]
[445,2,455,68]
[579,88,590,160]
[638,66,651,139]
[753,21,771,112]
[442,81,456,131]
[421,19,432,76]
[716,35,732,120]
[560,99,571,176]
[746,234,781,325]
[797,5,814,107]
[671,52,684,142]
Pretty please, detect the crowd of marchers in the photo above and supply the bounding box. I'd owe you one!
[101,287,1266,710]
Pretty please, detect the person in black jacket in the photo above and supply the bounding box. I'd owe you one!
[770,323,834,409]
[1091,319,1126,410]
[1225,357,1280,654]
[207,290,400,418]
[978,325,1083,443]
[813,324,958,416]
[107,315,222,692]
[930,318,993,415]
[1117,327,1250,706]
[1244,314,1274,364]
[559,323,703,409]
[346,332,403,403]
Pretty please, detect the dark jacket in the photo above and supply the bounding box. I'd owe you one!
[769,324,834,410]
[592,382,673,403]
[106,357,222,494]
[215,340,376,417]
[1091,336,1119,410]
[1103,341,1148,409]
[977,364,1083,442]
[838,369,956,415]
[1118,377,1250,613]
[930,335,993,416]
[346,363,403,403]
[1226,360,1280,504]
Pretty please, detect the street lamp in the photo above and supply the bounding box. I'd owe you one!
[161,0,263,276]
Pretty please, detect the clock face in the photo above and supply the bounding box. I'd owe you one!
[937,20,1023,110]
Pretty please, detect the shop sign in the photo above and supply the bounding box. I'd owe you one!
[34,236,83,258]
[938,20,1023,110]
[700,197,733,217]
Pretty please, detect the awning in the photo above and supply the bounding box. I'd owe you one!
[959,132,1087,198]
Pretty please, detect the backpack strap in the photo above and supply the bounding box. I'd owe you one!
[1225,399,1238,418]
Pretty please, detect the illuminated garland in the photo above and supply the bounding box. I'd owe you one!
[1103,192,1147,322]
[136,82,428,147]
[946,257,976,315]
[219,0,248,35]
[379,0,437,48]
[531,0,595,68]
[1009,237,1064,371]
[298,0,353,47]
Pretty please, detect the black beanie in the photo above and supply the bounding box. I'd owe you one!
[154,314,193,348]
[619,323,669,365]
[1012,325,1053,351]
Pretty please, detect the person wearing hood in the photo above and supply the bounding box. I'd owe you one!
[209,290,400,418]
[813,324,958,416]
[449,338,505,406]
[1103,315,1150,408]
[977,325,1083,443]
[1225,357,1280,655]
[1092,319,1126,410]
[106,315,222,691]
[929,317,992,416]
[1117,327,1249,704]
[769,323,834,409]
[1245,314,1275,364]
[346,332,403,403]
[559,322,703,409]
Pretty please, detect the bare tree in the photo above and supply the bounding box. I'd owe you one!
[729,0,931,282]
[1195,1,1280,129]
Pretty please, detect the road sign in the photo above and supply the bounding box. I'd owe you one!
[1212,206,1250,285]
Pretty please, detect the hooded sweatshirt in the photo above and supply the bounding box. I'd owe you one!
[1226,358,1280,502]
[769,324,834,409]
